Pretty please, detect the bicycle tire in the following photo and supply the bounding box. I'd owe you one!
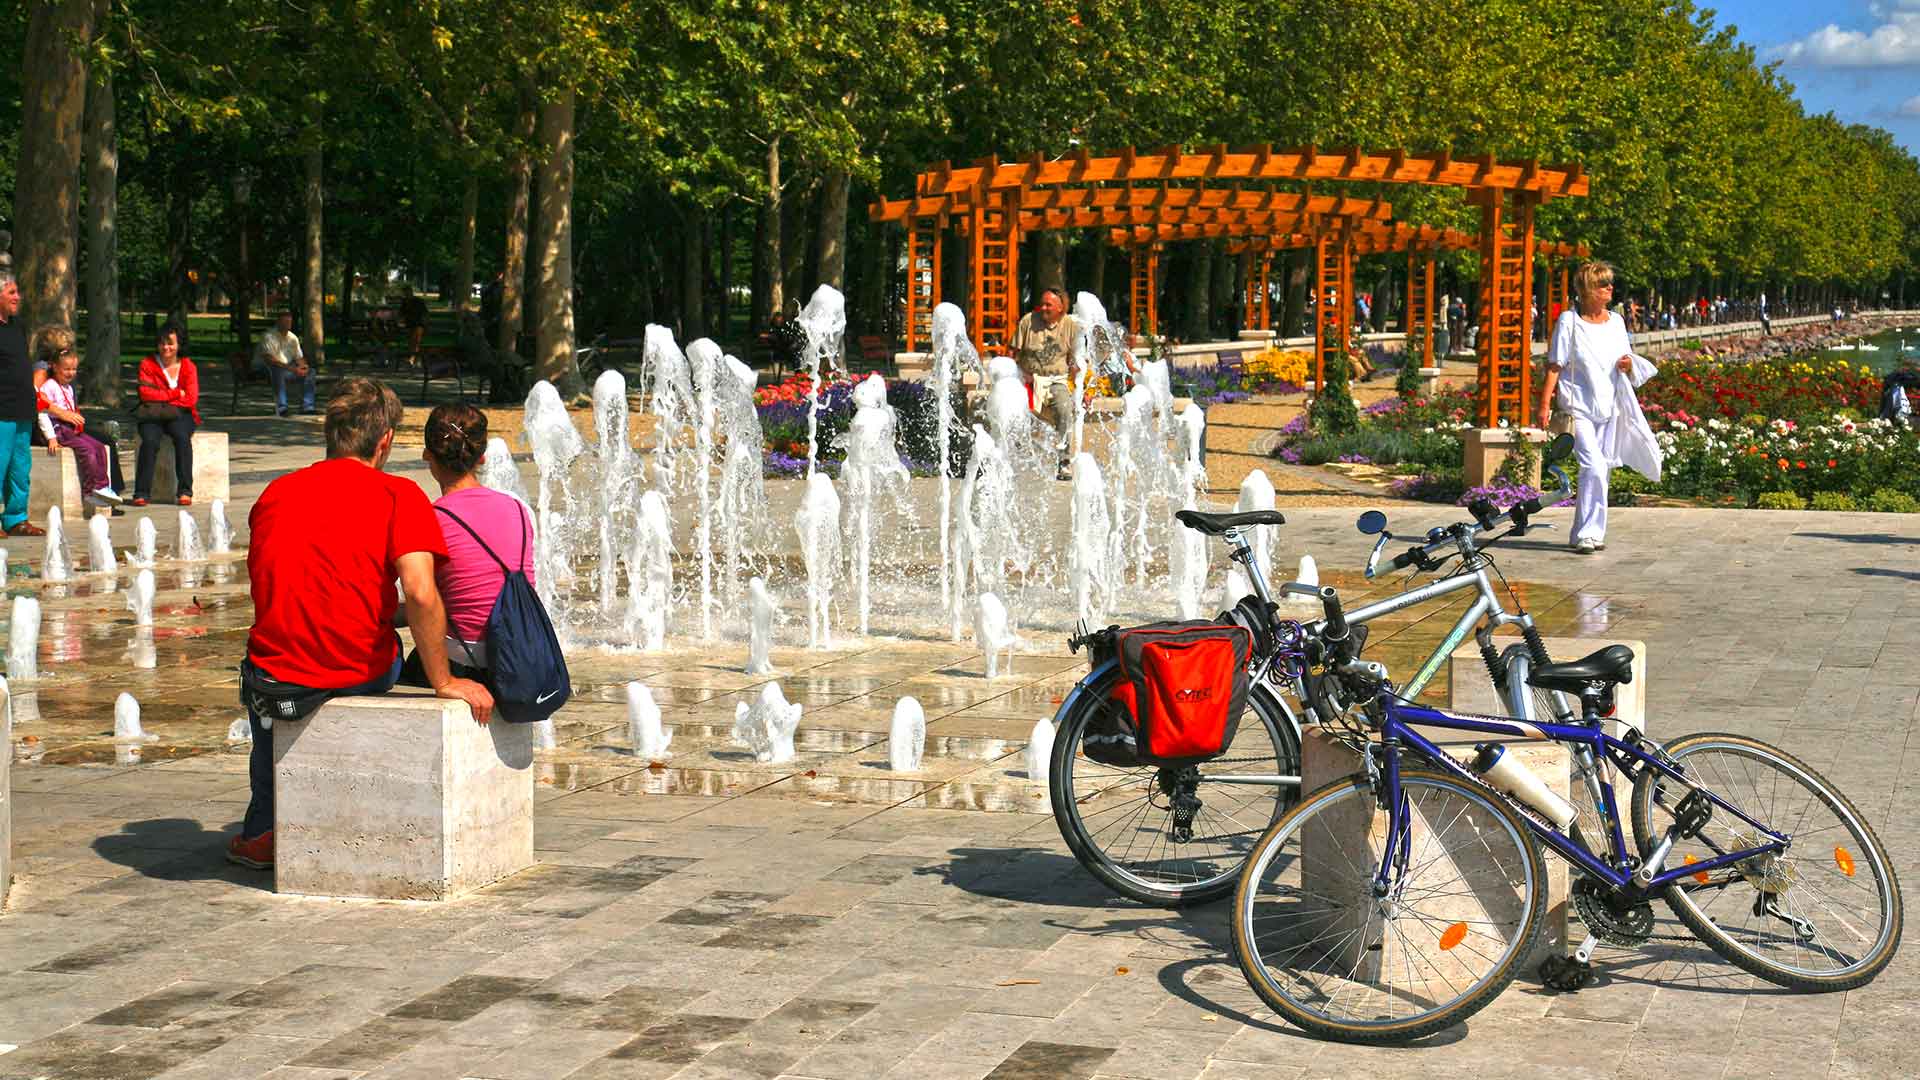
[1049,663,1300,907]
[1233,769,1547,1043]
[1630,732,1902,991]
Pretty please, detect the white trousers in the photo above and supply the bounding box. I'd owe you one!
[1571,415,1616,544]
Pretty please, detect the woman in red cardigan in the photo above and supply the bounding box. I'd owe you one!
[133,320,201,506]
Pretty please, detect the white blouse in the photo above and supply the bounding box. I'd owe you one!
[1547,310,1635,422]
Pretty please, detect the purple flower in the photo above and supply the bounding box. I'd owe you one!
[1279,415,1309,437]
[1457,481,1540,512]
[1337,453,1373,464]
[1277,447,1303,464]
[1363,398,1406,416]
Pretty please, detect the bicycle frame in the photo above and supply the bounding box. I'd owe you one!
[1340,567,1539,704]
[1371,698,1791,896]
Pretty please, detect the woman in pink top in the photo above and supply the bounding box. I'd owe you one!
[399,403,535,684]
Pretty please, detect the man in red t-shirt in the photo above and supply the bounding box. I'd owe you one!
[229,377,494,870]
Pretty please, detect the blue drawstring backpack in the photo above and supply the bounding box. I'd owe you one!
[437,501,571,724]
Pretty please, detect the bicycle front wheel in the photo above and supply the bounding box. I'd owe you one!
[1234,769,1546,1043]
[1631,733,1902,990]
[1050,665,1301,907]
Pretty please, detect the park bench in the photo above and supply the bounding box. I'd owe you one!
[273,693,535,900]
[27,430,227,518]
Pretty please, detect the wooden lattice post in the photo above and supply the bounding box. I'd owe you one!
[1129,244,1160,339]
[1470,188,1539,427]
[903,215,943,352]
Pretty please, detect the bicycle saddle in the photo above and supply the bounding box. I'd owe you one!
[1526,644,1636,693]
[1175,509,1286,535]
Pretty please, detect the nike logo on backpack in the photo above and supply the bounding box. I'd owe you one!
[536,690,560,704]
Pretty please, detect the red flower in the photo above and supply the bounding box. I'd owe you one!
[1827,459,1837,468]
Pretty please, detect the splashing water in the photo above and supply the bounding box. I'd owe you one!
[842,374,911,637]
[1026,717,1054,784]
[733,682,801,764]
[523,379,585,639]
[1286,554,1322,608]
[929,303,980,639]
[7,596,40,680]
[131,516,157,568]
[714,355,766,607]
[974,591,1016,680]
[127,628,156,670]
[628,490,674,651]
[127,568,156,627]
[42,506,68,582]
[795,474,842,649]
[208,498,234,554]
[746,576,778,675]
[1237,469,1277,582]
[478,438,530,504]
[1070,453,1115,626]
[889,697,926,772]
[178,509,205,562]
[1169,405,1209,619]
[113,692,150,741]
[591,369,634,619]
[796,285,846,474]
[626,681,671,760]
[685,338,721,639]
[88,514,116,575]
[226,715,251,742]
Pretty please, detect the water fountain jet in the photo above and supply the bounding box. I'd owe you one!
[626,681,671,760]
[7,596,40,680]
[889,697,926,772]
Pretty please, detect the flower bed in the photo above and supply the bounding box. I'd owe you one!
[755,371,953,478]
[1172,347,1308,405]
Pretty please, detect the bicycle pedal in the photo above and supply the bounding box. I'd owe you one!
[1538,955,1594,993]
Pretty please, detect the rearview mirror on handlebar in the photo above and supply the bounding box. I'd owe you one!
[1356,510,1388,535]
[1544,432,1574,465]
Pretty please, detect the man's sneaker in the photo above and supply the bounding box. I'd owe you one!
[1572,538,1600,555]
[226,830,274,869]
[86,487,125,506]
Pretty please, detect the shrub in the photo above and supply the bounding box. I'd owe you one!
[1865,488,1920,513]
[1388,469,1465,503]
[1395,353,1423,399]
[1292,427,1462,468]
[1754,491,1807,510]
[1608,468,1654,507]
[1309,349,1359,434]
[1810,492,1858,511]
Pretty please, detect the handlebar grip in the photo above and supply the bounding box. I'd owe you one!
[1389,547,1422,571]
[1319,586,1350,642]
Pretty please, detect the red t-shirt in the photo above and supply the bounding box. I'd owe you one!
[246,458,448,688]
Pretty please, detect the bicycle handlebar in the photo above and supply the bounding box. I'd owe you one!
[1374,463,1574,576]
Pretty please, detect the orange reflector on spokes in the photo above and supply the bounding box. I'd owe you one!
[1836,847,1856,877]
[1685,854,1709,885]
[1439,922,1468,950]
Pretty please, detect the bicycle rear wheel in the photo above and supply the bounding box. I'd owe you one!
[1631,733,1902,990]
[1234,769,1546,1043]
[1050,664,1300,906]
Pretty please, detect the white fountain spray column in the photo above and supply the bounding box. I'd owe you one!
[131,516,157,568]
[114,692,152,741]
[208,499,233,553]
[478,438,531,504]
[127,568,156,627]
[626,681,671,760]
[1238,469,1277,583]
[1113,387,1155,589]
[1070,453,1114,626]
[1170,405,1209,620]
[178,509,204,562]
[794,474,842,649]
[842,374,910,637]
[714,355,766,607]
[7,596,40,680]
[889,697,926,772]
[928,303,980,639]
[974,592,1017,679]
[745,577,778,675]
[685,339,722,639]
[795,285,846,475]
[42,507,68,582]
[1026,717,1054,784]
[590,369,635,619]
[522,380,586,638]
[628,490,674,651]
[733,683,801,764]
[1072,291,1124,458]
[88,514,116,575]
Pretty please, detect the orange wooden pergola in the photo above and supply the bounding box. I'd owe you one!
[870,144,1590,426]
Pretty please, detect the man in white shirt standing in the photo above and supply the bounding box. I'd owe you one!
[257,311,316,417]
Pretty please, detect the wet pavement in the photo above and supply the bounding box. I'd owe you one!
[3,484,1919,1076]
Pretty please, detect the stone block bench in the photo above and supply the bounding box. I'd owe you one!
[273,692,535,900]
[27,430,229,520]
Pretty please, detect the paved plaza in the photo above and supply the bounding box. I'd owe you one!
[1,441,1918,1079]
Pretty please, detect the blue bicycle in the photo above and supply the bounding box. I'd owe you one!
[1232,573,1903,1042]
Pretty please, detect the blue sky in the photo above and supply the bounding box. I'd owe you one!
[1711,1,1920,153]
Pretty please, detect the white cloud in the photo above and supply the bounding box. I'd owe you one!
[1901,94,1920,116]
[1775,11,1920,67]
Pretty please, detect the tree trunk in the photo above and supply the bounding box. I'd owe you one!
[452,170,478,317]
[531,89,575,388]
[783,174,812,308]
[680,206,705,340]
[499,97,535,355]
[765,136,785,320]
[750,204,768,337]
[231,171,252,368]
[302,101,326,367]
[1034,231,1067,297]
[717,202,733,342]
[816,167,850,291]
[1283,252,1308,339]
[164,176,192,335]
[337,242,353,328]
[14,0,94,333]
[83,52,120,405]
[1089,242,1107,307]
[1182,244,1211,342]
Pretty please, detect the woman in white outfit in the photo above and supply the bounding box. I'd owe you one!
[1536,261,1655,553]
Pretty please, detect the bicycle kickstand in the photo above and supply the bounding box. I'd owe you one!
[1539,933,1599,992]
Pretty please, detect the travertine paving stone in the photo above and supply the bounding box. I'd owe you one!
[1,505,1918,1077]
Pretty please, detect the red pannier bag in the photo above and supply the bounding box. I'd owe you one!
[1113,620,1253,766]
